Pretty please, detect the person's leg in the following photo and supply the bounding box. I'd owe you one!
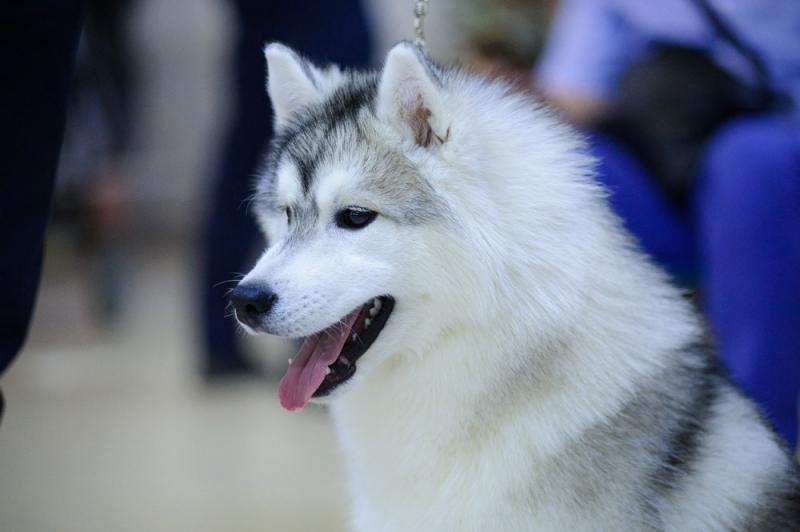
[199,7,271,378]
[270,0,373,66]
[199,0,372,379]
[696,115,800,448]
[0,2,83,420]
[0,3,83,376]
[590,134,696,279]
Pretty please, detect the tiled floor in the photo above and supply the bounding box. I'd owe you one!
[0,248,348,532]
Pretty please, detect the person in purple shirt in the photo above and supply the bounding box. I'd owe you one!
[536,0,800,447]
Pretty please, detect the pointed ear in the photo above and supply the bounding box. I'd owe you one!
[264,43,322,128]
[377,42,450,147]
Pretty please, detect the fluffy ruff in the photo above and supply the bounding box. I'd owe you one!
[236,42,800,531]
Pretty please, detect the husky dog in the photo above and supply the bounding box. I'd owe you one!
[230,42,799,531]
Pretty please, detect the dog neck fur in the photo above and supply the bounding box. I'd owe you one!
[316,47,703,530]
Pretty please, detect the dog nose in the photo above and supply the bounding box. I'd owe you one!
[230,283,278,329]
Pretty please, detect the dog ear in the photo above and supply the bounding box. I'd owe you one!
[264,43,325,129]
[377,42,450,148]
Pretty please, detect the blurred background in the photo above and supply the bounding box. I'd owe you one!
[1,1,797,531]
[0,2,463,531]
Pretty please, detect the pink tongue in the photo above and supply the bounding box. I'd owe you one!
[278,308,361,411]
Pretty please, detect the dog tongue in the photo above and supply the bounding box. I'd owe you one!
[278,307,361,411]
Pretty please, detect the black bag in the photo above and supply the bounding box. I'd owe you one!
[597,0,788,206]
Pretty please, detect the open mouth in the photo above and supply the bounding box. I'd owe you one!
[278,296,395,411]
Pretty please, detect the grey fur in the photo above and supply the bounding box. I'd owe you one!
[459,337,799,529]
[255,70,445,232]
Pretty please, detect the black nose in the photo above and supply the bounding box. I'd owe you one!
[230,283,278,329]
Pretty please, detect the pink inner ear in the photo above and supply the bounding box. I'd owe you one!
[403,94,434,147]
[413,105,433,147]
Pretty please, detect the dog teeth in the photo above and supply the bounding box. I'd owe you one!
[325,367,332,375]
[364,318,372,328]
[351,333,357,341]
[288,358,293,364]
[367,298,382,318]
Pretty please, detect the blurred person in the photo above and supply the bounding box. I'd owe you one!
[456,0,556,86]
[199,0,372,382]
[56,0,137,328]
[536,0,800,447]
[0,1,83,417]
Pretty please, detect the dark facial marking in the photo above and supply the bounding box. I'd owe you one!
[270,73,379,194]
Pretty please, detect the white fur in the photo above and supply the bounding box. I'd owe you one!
[264,43,343,128]
[241,43,796,531]
[377,42,450,144]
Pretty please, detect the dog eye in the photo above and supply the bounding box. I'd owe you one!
[336,207,377,230]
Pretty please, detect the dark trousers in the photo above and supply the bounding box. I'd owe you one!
[0,3,83,379]
[199,0,372,371]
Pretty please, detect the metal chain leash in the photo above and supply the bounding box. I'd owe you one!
[413,0,430,49]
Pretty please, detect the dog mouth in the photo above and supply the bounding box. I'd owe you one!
[277,296,394,411]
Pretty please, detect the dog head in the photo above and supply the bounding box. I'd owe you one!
[232,42,601,410]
